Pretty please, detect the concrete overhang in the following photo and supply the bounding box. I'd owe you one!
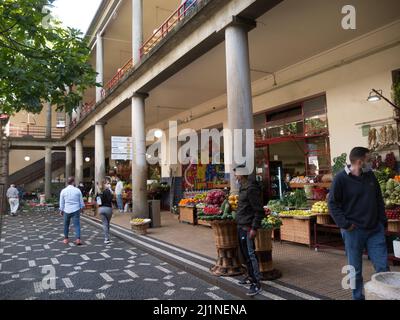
[9,137,66,150]
[63,0,283,144]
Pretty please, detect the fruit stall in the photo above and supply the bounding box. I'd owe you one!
[197,189,282,279]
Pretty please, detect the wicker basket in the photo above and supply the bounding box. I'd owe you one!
[209,220,244,277]
[131,223,149,235]
[388,220,400,233]
[316,213,333,225]
[254,229,273,252]
[210,220,238,249]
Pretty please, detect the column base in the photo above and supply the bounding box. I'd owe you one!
[210,247,245,277]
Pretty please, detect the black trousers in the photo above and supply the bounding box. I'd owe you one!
[238,227,262,284]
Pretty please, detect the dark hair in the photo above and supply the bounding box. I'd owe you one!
[349,147,370,163]
[67,176,75,185]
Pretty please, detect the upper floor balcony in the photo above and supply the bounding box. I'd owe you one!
[66,0,204,133]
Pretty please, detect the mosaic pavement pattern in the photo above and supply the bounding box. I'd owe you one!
[0,211,237,300]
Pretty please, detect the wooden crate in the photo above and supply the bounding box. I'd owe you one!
[179,206,196,225]
[280,216,313,245]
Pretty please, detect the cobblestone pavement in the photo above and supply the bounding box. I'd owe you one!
[0,211,238,300]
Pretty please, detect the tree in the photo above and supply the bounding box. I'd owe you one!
[0,0,97,115]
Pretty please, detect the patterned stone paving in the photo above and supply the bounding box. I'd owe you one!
[0,211,238,300]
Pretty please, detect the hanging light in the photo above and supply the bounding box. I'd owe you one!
[85,157,91,162]
[24,156,30,161]
[154,129,163,138]
[367,89,382,102]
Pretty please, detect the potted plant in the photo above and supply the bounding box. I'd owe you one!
[197,190,245,277]
[254,212,283,280]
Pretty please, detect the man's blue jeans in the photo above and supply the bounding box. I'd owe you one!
[64,210,81,239]
[341,223,389,300]
[116,194,123,211]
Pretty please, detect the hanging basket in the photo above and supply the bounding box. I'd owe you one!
[209,220,244,277]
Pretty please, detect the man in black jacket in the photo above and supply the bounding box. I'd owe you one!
[234,165,265,296]
[328,147,389,300]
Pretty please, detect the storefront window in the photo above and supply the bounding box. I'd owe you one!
[303,96,328,136]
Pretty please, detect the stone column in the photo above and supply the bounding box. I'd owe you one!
[44,146,52,199]
[132,0,143,65]
[96,33,104,102]
[65,145,72,184]
[75,138,83,185]
[45,102,52,139]
[132,93,148,218]
[225,17,256,192]
[95,122,106,188]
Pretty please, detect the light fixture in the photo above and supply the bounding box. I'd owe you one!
[85,157,90,162]
[154,129,163,138]
[367,89,400,111]
[24,156,30,162]
[367,89,382,102]
[146,153,152,159]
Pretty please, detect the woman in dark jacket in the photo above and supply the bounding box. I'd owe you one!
[97,181,114,244]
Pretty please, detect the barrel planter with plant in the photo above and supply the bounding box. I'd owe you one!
[197,190,245,277]
[256,210,283,280]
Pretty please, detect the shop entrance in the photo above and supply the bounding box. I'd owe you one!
[255,94,331,200]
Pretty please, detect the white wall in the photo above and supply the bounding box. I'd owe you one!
[151,20,400,169]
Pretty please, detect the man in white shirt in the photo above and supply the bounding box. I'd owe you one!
[115,176,124,213]
[59,177,85,245]
[6,184,19,216]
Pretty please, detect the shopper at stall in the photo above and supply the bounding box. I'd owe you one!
[328,146,389,300]
[97,180,114,244]
[234,165,264,296]
[115,176,124,213]
[6,184,19,216]
[59,176,85,245]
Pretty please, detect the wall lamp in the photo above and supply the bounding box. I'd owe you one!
[367,89,400,111]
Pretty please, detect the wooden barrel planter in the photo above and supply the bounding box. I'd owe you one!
[254,229,282,280]
[210,220,245,277]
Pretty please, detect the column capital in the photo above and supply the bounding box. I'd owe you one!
[132,92,149,100]
[226,16,256,32]
[95,121,107,126]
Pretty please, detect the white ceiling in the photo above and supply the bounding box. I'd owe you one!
[82,0,400,147]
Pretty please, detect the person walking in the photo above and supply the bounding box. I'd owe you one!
[115,176,124,213]
[6,184,19,216]
[234,165,265,296]
[97,180,114,244]
[328,147,389,300]
[59,176,85,245]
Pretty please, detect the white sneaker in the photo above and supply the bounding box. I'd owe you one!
[104,239,111,244]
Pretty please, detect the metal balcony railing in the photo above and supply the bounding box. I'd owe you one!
[9,124,65,139]
[140,0,200,57]
[67,0,201,134]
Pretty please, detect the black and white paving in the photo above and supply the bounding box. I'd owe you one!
[0,211,238,300]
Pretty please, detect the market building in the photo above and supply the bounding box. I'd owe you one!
[2,0,400,299]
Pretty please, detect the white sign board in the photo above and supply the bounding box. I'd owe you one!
[111,136,133,160]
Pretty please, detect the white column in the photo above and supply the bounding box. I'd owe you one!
[45,102,52,139]
[75,138,83,185]
[225,19,256,192]
[132,93,148,218]
[95,122,106,188]
[65,145,72,184]
[96,33,104,102]
[132,0,143,65]
[44,146,52,199]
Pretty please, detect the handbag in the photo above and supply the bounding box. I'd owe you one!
[96,195,102,206]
